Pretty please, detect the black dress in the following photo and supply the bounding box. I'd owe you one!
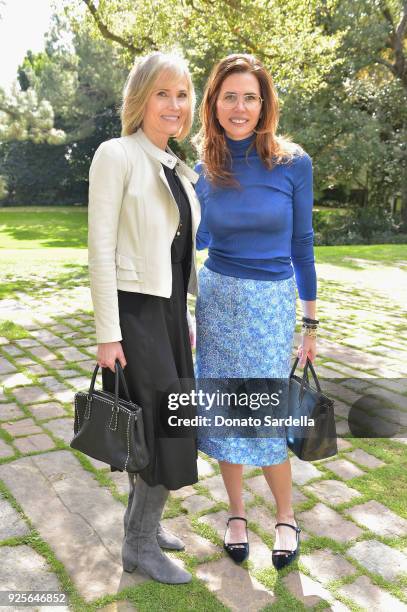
[102,163,198,490]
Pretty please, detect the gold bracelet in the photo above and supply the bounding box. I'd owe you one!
[301,327,317,338]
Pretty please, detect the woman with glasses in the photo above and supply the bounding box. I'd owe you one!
[193,54,318,570]
[88,52,200,583]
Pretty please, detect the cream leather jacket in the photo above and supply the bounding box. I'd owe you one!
[88,128,201,344]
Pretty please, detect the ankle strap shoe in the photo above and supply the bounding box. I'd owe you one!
[223,516,249,564]
[272,521,301,570]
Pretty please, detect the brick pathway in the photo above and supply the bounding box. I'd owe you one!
[0,261,407,611]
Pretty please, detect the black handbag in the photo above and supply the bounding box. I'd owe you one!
[70,360,149,472]
[287,357,337,461]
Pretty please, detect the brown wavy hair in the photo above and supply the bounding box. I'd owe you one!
[194,54,300,187]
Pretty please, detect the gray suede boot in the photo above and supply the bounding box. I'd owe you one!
[124,473,184,551]
[122,476,191,584]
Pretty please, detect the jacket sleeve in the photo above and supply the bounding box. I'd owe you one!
[291,153,317,301]
[88,139,128,343]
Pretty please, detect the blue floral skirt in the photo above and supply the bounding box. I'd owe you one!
[195,266,296,466]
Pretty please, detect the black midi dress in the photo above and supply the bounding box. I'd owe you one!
[102,163,198,490]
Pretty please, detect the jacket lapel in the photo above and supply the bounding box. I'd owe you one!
[177,172,201,236]
[158,165,175,199]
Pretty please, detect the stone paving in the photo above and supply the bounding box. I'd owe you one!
[0,260,407,611]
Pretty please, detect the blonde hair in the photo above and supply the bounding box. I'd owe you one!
[121,51,195,140]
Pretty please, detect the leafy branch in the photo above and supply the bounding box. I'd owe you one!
[81,0,156,55]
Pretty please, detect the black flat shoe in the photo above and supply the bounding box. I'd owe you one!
[272,522,301,570]
[223,516,249,564]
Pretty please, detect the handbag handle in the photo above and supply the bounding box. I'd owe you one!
[88,360,132,410]
[290,357,322,394]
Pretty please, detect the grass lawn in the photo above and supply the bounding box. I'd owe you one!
[314,243,407,267]
[0,208,88,299]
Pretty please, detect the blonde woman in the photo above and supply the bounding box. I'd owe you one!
[88,52,200,583]
[194,54,318,570]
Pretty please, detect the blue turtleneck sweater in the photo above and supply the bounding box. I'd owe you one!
[194,135,317,300]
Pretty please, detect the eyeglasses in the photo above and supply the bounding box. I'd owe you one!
[218,93,263,110]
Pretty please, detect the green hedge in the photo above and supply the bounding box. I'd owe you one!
[313,206,406,245]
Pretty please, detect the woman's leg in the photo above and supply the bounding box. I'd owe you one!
[219,460,247,543]
[262,460,298,551]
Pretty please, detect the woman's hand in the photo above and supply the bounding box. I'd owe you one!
[186,308,196,349]
[97,342,127,373]
[297,336,317,368]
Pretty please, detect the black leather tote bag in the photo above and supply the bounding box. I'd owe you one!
[70,360,149,472]
[287,357,337,461]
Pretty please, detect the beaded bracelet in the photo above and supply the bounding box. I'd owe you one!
[302,316,319,325]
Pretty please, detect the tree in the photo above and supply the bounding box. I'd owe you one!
[306,0,407,224]
[17,13,127,137]
[71,0,341,95]
[0,13,126,205]
[0,85,64,144]
[0,10,66,201]
[0,84,65,201]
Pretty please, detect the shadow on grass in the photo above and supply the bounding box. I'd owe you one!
[0,264,88,300]
[0,210,87,248]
